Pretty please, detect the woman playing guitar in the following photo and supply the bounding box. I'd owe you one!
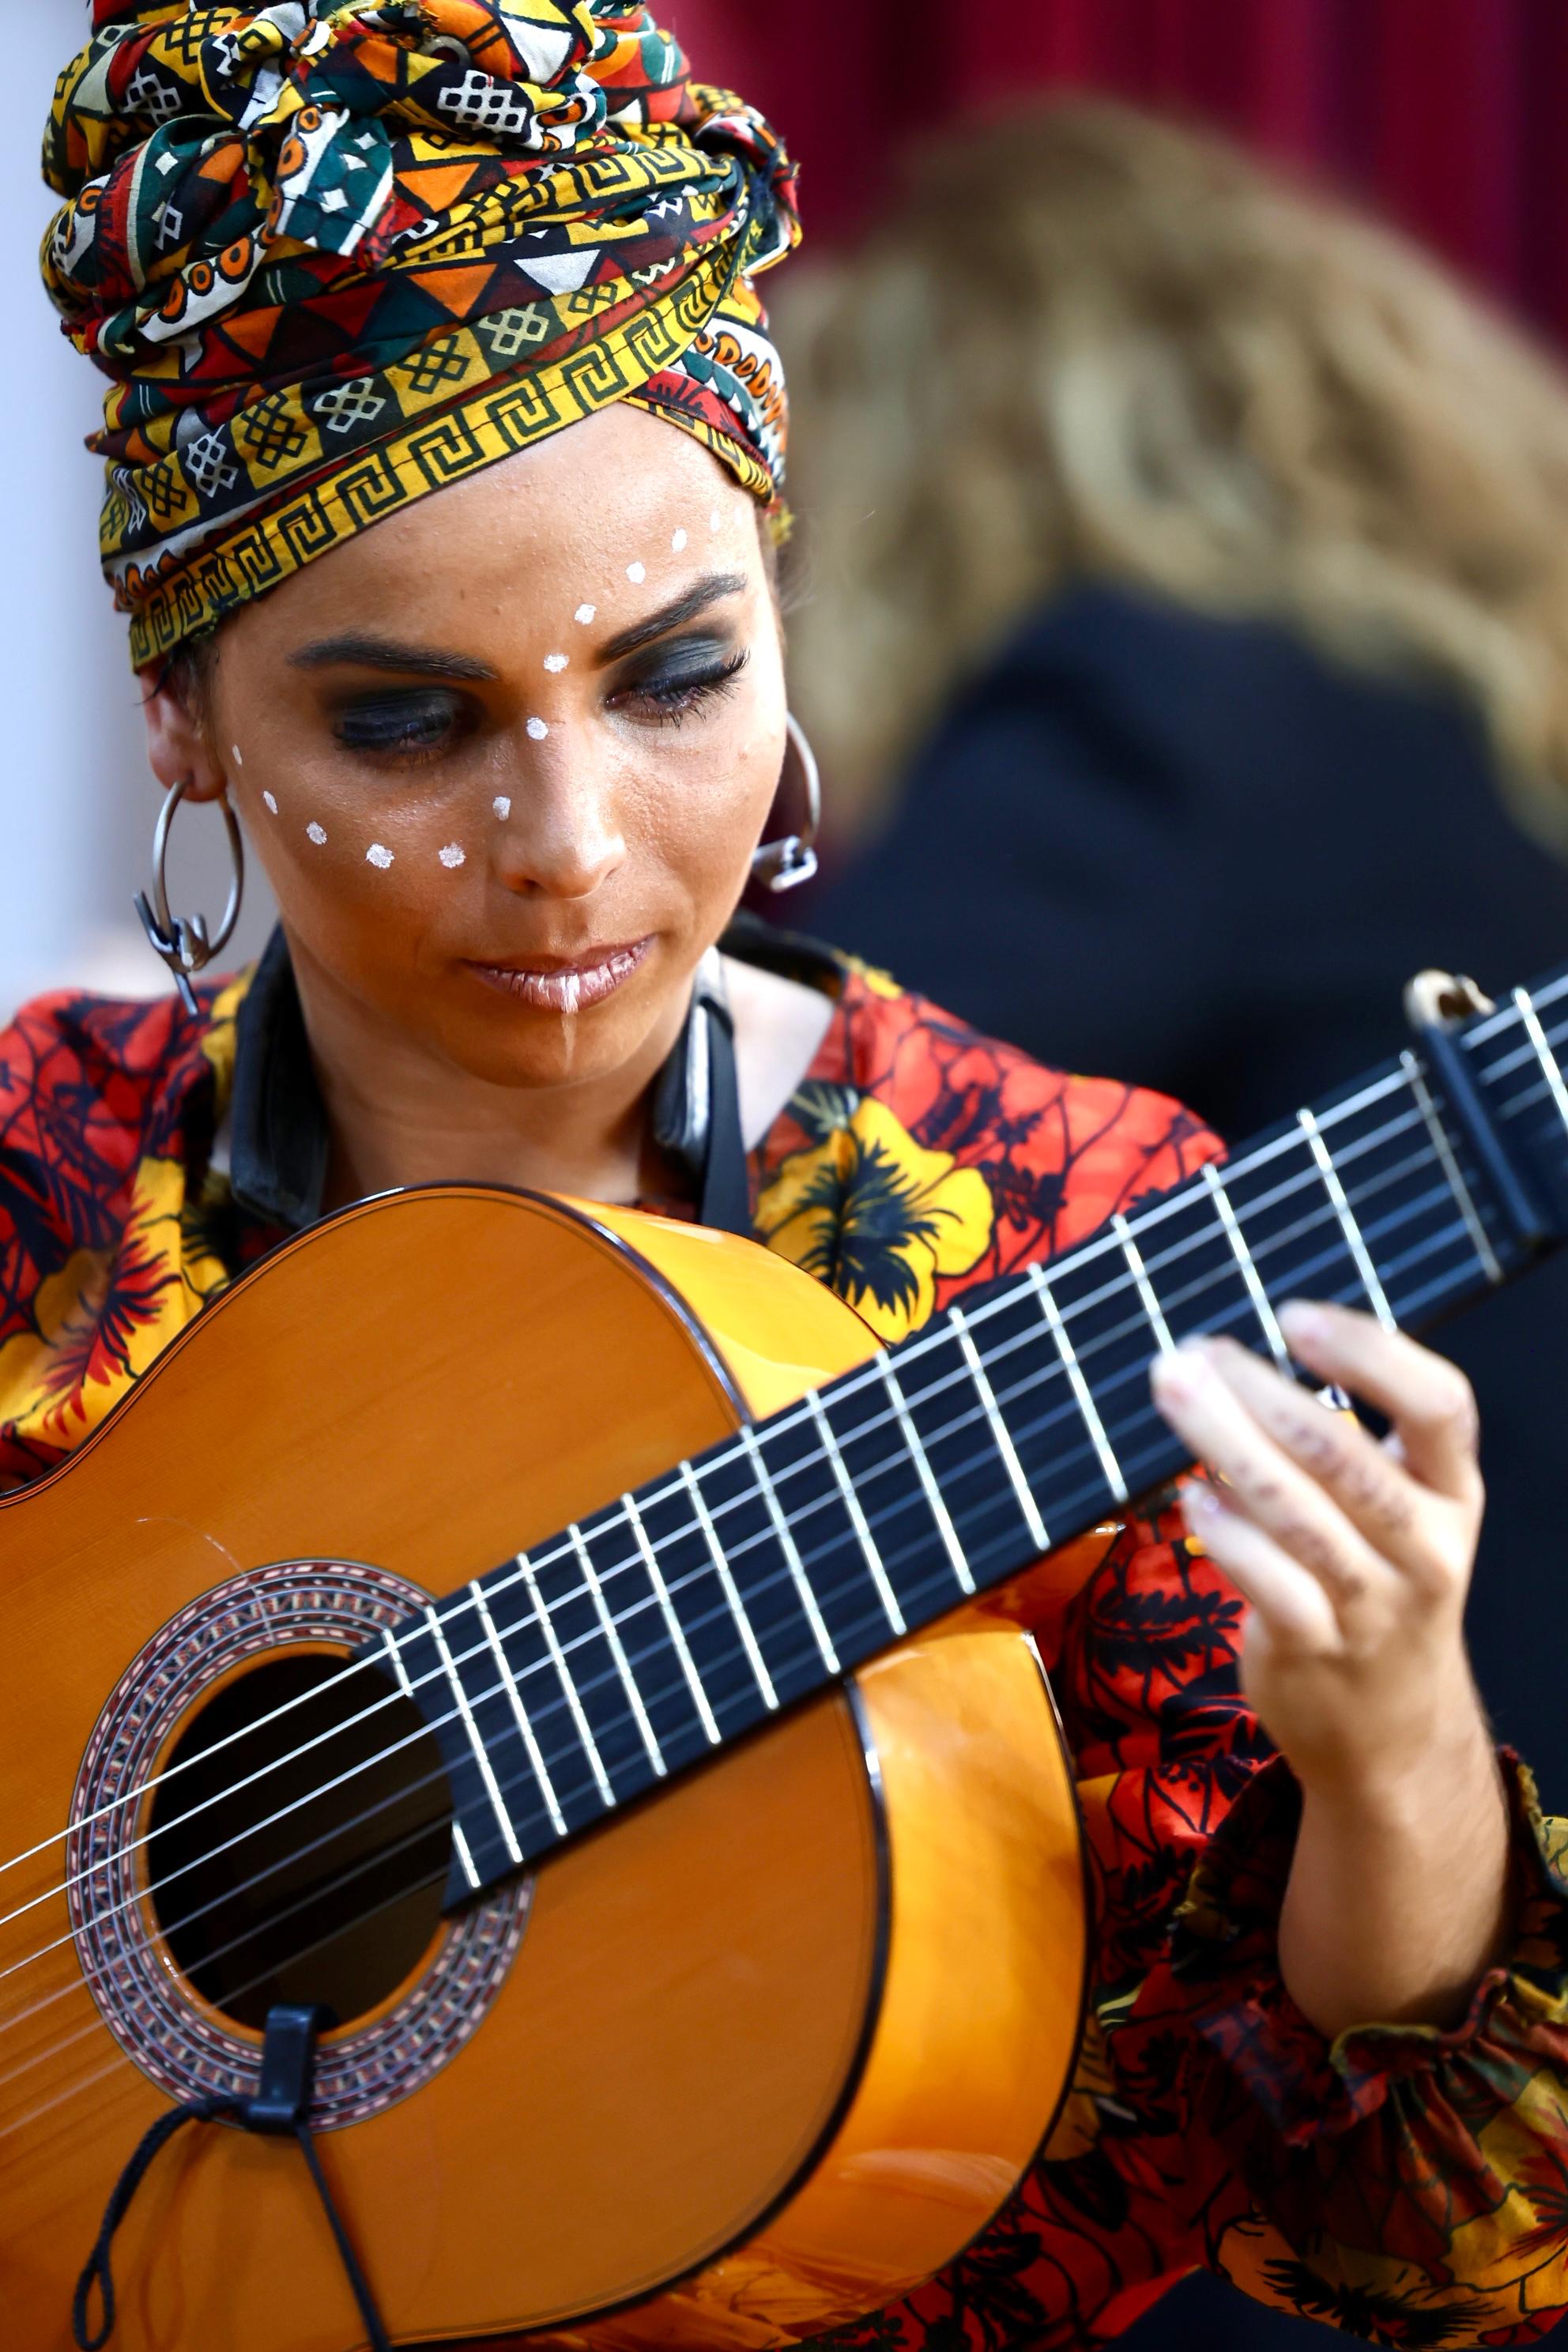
[5,5,1566,2344]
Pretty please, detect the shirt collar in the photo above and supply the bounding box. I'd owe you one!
[228,925,329,1233]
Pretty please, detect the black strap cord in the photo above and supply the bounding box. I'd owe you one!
[74,2005,390,2352]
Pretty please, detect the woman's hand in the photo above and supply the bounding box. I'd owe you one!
[1150,1299,1511,2037]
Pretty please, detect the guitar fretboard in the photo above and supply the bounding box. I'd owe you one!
[383,969,1568,1902]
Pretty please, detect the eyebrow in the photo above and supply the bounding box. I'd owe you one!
[287,634,499,681]
[597,573,748,664]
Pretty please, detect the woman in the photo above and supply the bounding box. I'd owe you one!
[5,9,1566,2346]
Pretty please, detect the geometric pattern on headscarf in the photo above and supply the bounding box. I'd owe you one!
[42,2,799,666]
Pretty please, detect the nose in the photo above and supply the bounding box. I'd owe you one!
[492,730,626,901]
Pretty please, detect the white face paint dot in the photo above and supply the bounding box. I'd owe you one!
[709,508,722,533]
[526,715,549,741]
[439,843,466,869]
[672,526,688,553]
[574,602,596,624]
[626,560,646,584]
[493,796,511,820]
[366,842,394,869]
[262,790,278,816]
[307,821,327,846]
[544,651,568,673]
[230,744,243,768]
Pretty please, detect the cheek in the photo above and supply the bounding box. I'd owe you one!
[239,775,489,960]
[627,719,781,890]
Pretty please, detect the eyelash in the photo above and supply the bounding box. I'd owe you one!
[616,648,750,727]
[334,692,467,763]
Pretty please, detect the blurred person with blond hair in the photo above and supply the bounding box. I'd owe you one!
[796,111,1568,2343]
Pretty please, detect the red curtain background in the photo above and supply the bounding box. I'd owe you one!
[669,0,1568,341]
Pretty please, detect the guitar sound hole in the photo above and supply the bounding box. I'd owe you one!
[145,1652,452,2032]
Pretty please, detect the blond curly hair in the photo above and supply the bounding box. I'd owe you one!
[780,99,1568,852]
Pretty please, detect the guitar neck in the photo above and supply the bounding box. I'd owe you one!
[394,969,1568,1902]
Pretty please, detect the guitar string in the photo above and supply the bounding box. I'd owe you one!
[0,1133,1472,2086]
[6,975,1556,1917]
[0,1043,1520,2045]
[0,1154,1480,2090]
[0,986,1558,2071]
[0,1087,1455,1992]
[0,1204,1493,2148]
[0,1036,1457,1915]
[0,1181,1479,2132]
[0,1082,1512,2033]
[2,977,1547,1910]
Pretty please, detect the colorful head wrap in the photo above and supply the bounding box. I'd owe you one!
[42,2,800,669]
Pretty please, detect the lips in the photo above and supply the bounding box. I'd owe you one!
[464,937,651,1013]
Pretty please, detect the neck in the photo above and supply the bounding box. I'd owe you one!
[286,930,692,1212]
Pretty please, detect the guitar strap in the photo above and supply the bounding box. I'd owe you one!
[651,947,752,1238]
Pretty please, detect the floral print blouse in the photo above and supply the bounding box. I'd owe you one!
[2,941,1568,2346]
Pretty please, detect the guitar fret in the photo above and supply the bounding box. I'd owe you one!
[1297,1108,1396,1329]
[621,1491,722,1746]
[469,1579,567,1838]
[450,1821,481,1894]
[1400,1050,1503,1287]
[874,1352,975,1593]
[1201,1162,1292,1369]
[516,1551,616,1808]
[948,1306,1050,1554]
[380,1624,417,1702]
[738,1427,841,1673]
[424,1603,523,1868]
[680,1462,778,1710]
[1514,986,1568,1139]
[1027,1265,1129,1506]
[472,1580,571,1834]
[1112,1212,1175,1354]
[805,1392,906,1634]
[567,1525,665,1779]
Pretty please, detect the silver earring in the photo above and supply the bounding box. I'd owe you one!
[751,712,820,893]
[134,776,245,1017]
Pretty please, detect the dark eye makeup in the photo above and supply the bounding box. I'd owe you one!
[324,631,751,764]
[610,639,750,726]
[332,688,472,759]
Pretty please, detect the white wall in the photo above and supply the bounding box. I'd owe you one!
[1,1,275,1021]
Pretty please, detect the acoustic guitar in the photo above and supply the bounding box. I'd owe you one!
[2,969,1565,2352]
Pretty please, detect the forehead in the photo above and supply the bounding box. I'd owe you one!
[222,406,758,656]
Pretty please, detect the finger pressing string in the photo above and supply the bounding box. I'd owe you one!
[1278,1301,1483,1505]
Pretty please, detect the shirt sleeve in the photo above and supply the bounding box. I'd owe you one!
[845,1504,1568,2348]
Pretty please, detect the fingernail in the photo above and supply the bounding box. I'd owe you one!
[1184,1480,1221,1519]
[1279,1300,1331,1348]
[1152,1344,1211,1404]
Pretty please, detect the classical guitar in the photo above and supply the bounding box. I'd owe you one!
[2,969,1566,2352]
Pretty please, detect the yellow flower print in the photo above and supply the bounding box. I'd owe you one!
[0,1155,204,1452]
[756,1097,993,1342]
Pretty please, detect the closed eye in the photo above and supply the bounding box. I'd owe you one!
[332,689,475,760]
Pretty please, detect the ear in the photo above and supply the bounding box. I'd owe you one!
[139,663,229,804]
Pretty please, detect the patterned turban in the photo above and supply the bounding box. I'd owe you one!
[42,2,800,668]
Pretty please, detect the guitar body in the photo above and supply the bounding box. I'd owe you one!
[0,1190,1092,2351]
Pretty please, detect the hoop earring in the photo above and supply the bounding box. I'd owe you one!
[134,777,245,1018]
[751,713,820,894]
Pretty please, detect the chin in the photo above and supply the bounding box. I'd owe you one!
[438,1005,653,1095]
